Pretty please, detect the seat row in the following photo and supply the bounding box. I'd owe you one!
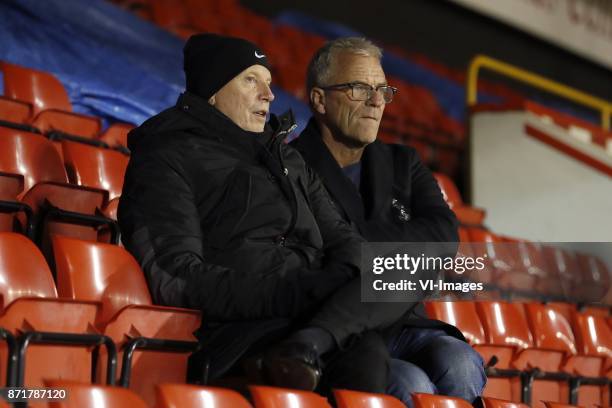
[455,227,611,304]
[0,61,132,256]
[426,300,611,407]
[0,232,200,406]
[0,125,127,265]
[434,173,611,305]
[1,123,609,307]
[6,381,580,408]
[0,228,608,406]
[0,61,133,150]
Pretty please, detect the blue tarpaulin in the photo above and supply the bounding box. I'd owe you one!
[0,0,312,133]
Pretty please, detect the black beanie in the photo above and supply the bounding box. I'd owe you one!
[183,33,270,100]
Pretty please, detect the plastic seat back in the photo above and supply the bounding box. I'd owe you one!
[476,301,533,349]
[432,173,486,226]
[0,96,32,124]
[433,172,463,208]
[424,301,485,345]
[99,123,134,149]
[155,384,252,408]
[463,228,501,284]
[518,242,558,296]
[0,233,100,392]
[542,246,582,301]
[524,303,576,354]
[52,235,151,324]
[575,253,611,303]
[31,109,101,138]
[1,62,101,136]
[0,127,68,191]
[573,312,612,359]
[52,235,201,406]
[249,386,332,408]
[149,0,191,28]
[411,393,472,408]
[542,402,584,408]
[0,231,57,308]
[45,380,148,408]
[481,396,530,407]
[333,389,405,408]
[62,140,129,200]
[1,61,72,115]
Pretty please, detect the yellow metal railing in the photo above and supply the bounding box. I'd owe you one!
[466,55,612,131]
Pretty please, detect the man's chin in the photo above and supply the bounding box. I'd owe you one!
[356,131,378,145]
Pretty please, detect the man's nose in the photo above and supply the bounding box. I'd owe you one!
[367,89,385,107]
[261,83,275,102]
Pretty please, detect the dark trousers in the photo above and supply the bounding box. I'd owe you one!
[319,330,389,396]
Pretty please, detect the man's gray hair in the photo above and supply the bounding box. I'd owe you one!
[306,37,383,95]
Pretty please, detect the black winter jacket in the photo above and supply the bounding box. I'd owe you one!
[291,119,464,340]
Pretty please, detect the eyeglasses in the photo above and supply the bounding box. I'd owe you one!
[320,82,398,103]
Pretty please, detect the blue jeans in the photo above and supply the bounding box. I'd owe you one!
[386,328,486,407]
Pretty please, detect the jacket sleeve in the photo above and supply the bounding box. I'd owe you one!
[304,165,364,283]
[118,147,351,321]
[359,146,459,244]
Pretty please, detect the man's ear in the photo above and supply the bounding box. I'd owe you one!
[208,94,216,105]
[310,88,326,115]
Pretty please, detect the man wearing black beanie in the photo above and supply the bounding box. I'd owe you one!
[119,33,408,397]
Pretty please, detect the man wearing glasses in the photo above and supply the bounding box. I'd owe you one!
[291,37,486,407]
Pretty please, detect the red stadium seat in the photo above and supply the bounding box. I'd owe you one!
[424,301,485,346]
[99,123,134,150]
[0,127,68,190]
[476,301,533,403]
[433,173,486,227]
[425,300,519,401]
[0,232,114,400]
[467,229,537,293]
[544,302,609,408]
[478,301,605,407]
[455,228,499,292]
[464,229,507,288]
[0,96,32,125]
[333,389,405,408]
[249,386,332,408]
[546,302,576,325]
[0,61,101,138]
[411,393,472,408]
[1,61,73,114]
[481,396,529,407]
[148,0,191,30]
[542,402,584,408]
[31,110,101,139]
[0,127,112,250]
[45,380,148,408]
[573,311,612,374]
[575,252,611,304]
[155,384,253,408]
[101,196,119,221]
[521,303,586,406]
[515,241,557,297]
[499,236,546,296]
[541,246,582,302]
[62,140,129,201]
[51,235,201,406]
